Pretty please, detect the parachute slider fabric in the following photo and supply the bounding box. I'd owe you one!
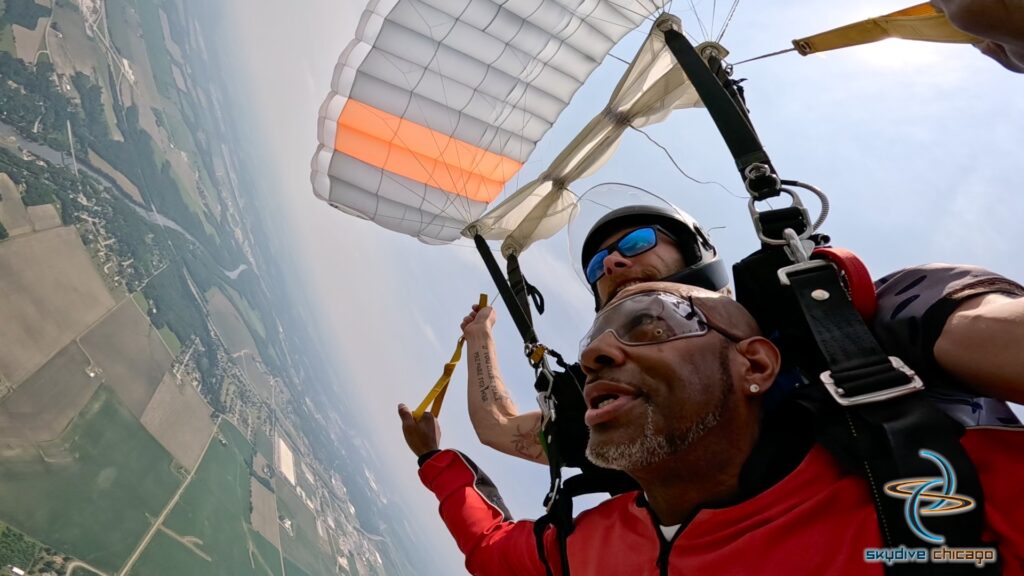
[312,0,668,244]
[471,13,707,257]
[792,3,980,56]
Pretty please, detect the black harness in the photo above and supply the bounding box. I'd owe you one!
[470,24,998,576]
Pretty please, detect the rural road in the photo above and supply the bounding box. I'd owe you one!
[66,559,108,576]
[116,417,221,576]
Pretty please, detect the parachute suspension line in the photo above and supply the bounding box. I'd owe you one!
[715,0,741,42]
[710,0,717,41]
[630,125,746,200]
[732,47,797,66]
[604,0,659,28]
[607,52,631,65]
[686,0,710,41]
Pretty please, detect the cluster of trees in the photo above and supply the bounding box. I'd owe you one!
[141,264,230,413]
[69,72,110,142]
[0,526,39,571]
[0,54,83,153]
[0,147,74,225]
[0,0,49,29]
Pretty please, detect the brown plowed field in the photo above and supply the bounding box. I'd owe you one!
[0,227,115,387]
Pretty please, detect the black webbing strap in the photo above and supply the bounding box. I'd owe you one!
[507,252,545,322]
[785,263,996,575]
[662,28,779,199]
[786,264,911,396]
[473,234,538,346]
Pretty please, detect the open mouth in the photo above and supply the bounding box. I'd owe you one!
[584,383,640,426]
[590,393,621,410]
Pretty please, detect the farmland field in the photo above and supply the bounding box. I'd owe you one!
[0,386,181,573]
[275,476,335,576]
[26,203,60,231]
[0,173,31,236]
[250,476,281,549]
[0,226,116,387]
[140,373,214,470]
[0,340,100,444]
[131,419,283,576]
[80,298,172,416]
[207,287,257,354]
[254,426,274,461]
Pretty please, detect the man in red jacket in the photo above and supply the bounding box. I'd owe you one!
[399,282,1024,575]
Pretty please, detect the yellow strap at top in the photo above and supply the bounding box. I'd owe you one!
[792,3,980,56]
[412,294,488,420]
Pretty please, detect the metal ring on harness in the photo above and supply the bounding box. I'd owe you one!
[812,247,878,322]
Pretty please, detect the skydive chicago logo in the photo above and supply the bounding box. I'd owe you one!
[863,450,998,568]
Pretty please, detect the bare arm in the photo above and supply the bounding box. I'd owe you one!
[934,293,1024,404]
[462,305,548,464]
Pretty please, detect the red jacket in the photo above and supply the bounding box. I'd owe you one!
[419,427,1024,575]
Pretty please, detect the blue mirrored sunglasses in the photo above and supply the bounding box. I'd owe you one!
[585,226,659,285]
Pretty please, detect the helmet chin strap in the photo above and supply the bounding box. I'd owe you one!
[659,258,730,293]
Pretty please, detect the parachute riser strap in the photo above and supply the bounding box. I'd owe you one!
[782,263,993,574]
[473,234,539,347]
[661,28,781,200]
[507,252,545,317]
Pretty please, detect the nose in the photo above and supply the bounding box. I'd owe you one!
[580,330,626,376]
[602,250,634,277]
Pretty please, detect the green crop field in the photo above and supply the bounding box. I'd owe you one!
[254,426,274,461]
[130,419,284,576]
[285,556,315,576]
[0,386,181,573]
[158,325,183,356]
[275,476,335,576]
[134,0,175,99]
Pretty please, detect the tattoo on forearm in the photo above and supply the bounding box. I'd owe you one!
[473,350,489,402]
[511,418,545,459]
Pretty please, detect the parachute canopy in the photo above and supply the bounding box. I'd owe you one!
[311,0,676,244]
[312,2,982,253]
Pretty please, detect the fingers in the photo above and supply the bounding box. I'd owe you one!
[398,403,415,426]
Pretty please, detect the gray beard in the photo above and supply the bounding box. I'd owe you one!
[585,349,733,472]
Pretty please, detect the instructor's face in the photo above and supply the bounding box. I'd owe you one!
[593,228,686,308]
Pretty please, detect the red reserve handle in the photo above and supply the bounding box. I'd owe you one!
[811,247,877,322]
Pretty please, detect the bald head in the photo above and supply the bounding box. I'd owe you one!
[611,281,762,341]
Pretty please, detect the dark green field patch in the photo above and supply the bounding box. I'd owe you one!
[131,419,283,576]
[254,426,274,461]
[0,386,181,573]
[0,523,40,571]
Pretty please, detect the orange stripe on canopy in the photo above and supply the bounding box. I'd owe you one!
[335,100,521,203]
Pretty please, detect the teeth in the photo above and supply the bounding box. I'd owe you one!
[597,397,617,409]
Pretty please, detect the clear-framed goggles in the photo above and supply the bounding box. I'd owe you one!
[580,291,737,357]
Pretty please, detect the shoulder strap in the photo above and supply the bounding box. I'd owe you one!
[661,28,996,575]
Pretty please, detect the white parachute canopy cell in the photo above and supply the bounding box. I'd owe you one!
[310,0,708,247]
[471,13,707,257]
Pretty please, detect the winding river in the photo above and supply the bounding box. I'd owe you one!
[0,121,248,279]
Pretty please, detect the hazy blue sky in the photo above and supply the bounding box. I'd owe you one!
[221,1,1024,572]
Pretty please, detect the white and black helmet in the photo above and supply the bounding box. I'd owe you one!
[580,204,730,308]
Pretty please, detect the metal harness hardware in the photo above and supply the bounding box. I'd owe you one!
[821,356,924,406]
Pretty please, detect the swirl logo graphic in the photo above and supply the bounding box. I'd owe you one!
[883,450,976,545]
